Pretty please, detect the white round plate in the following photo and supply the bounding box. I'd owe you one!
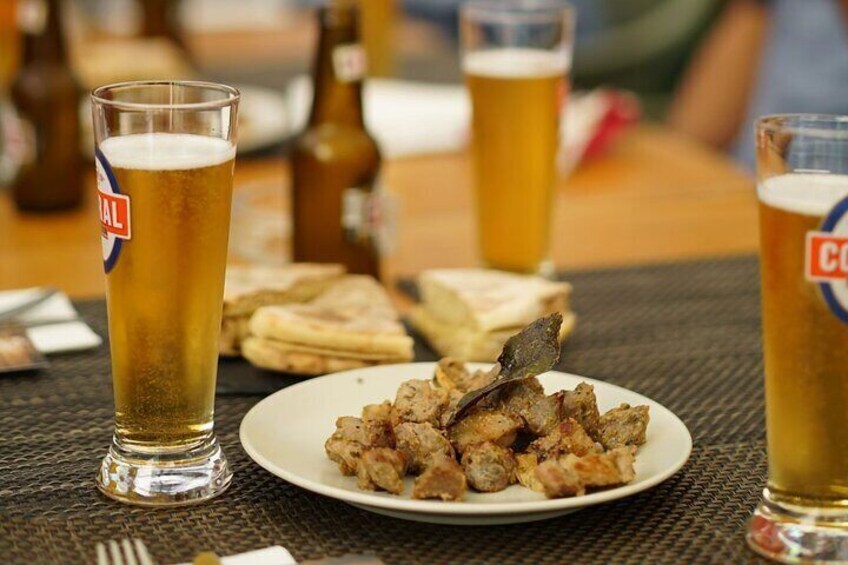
[239,363,692,526]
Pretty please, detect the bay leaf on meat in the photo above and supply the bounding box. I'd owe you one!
[446,313,562,426]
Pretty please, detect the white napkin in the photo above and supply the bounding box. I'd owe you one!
[287,75,471,158]
[176,545,296,565]
[0,288,103,354]
[286,75,608,166]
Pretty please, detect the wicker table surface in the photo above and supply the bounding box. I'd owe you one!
[1,257,769,564]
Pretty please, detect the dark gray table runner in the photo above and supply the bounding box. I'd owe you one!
[0,256,768,564]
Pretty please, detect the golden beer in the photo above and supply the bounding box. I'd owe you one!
[758,173,848,504]
[360,0,396,77]
[465,49,567,273]
[99,133,235,449]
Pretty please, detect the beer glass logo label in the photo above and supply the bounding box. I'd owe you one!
[806,195,848,323]
[95,149,131,273]
[333,44,367,83]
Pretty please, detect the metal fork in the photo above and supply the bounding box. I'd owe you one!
[95,539,155,565]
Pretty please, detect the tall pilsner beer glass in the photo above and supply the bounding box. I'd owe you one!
[91,81,239,506]
[460,1,574,275]
[749,115,848,561]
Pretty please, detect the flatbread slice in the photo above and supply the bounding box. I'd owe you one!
[249,276,414,358]
[252,340,410,361]
[419,269,571,333]
[242,337,406,375]
[408,306,576,362]
[223,263,345,317]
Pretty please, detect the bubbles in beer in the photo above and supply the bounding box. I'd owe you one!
[758,171,848,502]
[102,134,235,448]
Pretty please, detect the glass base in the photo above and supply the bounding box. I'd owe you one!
[96,434,232,507]
[748,488,848,563]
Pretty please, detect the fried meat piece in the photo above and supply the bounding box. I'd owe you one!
[434,358,471,391]
[448,409,523,454]
[561,382,601,439]
[439,388,466,428]
[562,446,636,491]
[535,447,637,498]
[461,441,517,493]
[333,416,394,447]
[394,422,454,472]
[356,448,408,494]
[434,358,500,393]
[324,437,364,476]
[393,379,449,426]
[498,377,562,436]
[515,453,545,493]
[412,457,467,501]
[527,417,600,462]
[362,401,393,425]
[598,404,650,449]
[535,458,582,498]
[324,416,394,475]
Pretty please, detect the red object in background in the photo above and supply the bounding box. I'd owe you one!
[581,90,642,162]
[559,89,641,173]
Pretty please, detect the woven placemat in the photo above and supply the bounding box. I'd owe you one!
[0,256,768,564]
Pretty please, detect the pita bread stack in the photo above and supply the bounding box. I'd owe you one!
[408,269,576,362]
[220,264,345,356]
[242,276,414,375]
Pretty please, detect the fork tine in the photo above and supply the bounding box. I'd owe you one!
[109,540,125,565]
[96,542,109,565]
[133,539,155,565]
[121,539,139,565]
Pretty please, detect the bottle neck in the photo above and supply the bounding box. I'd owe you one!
[139,0,185,48]
[308,5,365,127]
[19,0,67,65]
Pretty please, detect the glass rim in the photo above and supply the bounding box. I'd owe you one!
[757,113,848,140]
[461,0,574,24]
[91,80,240,112]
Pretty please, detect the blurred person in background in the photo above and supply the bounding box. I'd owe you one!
[669,0,848,169]
[404,0,723,117]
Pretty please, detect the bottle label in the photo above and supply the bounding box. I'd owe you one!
[341,184,397,255]
[17,0,47,34]
[342,186,369,243]
[96,148,131,273]
[806,194,848,323]
[333,44,367,83]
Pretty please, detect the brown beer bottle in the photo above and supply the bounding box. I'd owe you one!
[10,0,83,211]
[137,0,189,54]
[291,1,382,278]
